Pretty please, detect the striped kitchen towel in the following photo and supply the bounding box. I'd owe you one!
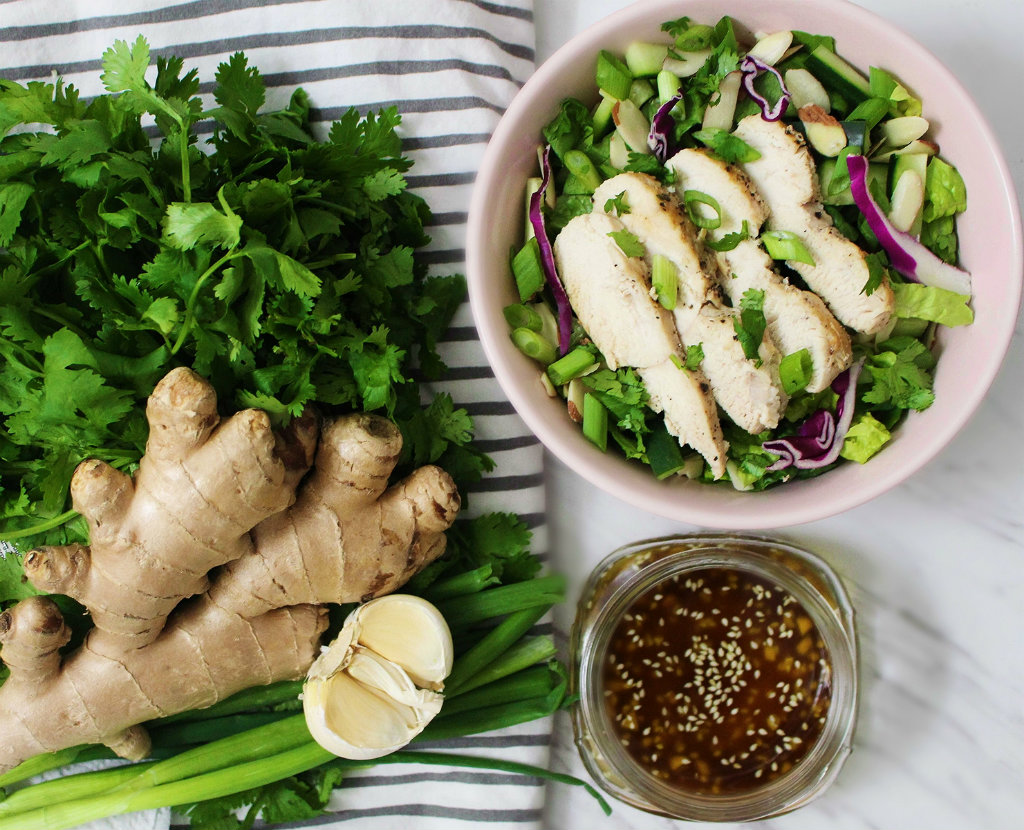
[0,1,550,828]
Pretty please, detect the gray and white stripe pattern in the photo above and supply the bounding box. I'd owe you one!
[1,1,550,827]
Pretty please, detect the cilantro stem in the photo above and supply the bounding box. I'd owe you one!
[0,508,79,543]
[170,248,242,355]
[303,251,358,270]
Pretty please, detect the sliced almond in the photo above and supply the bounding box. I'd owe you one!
[702,71,742,131]
[888,169,925,233]
[612,98,652,153]
[747,31,793,66]
[785,68,830,112]
[799,105,846,157]
[881,116,929,147]
[662,48,712,78]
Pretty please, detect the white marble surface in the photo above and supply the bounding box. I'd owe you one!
[534,1,1024,828]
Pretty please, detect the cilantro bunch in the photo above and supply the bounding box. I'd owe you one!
[0,37,488,551]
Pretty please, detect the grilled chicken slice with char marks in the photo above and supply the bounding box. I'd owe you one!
[552,211,728,478]
[666,148,853,393]
[593,172,787,434]
[732,114,895,335]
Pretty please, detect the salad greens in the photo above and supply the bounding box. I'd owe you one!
[0,36,489,553]
[506,14,973,490]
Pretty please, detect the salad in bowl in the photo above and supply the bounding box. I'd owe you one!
[505,15,972,492]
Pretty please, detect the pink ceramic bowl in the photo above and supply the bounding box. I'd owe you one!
[466,0,1022,529]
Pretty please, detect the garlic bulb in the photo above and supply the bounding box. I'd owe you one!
[302,594,453,760]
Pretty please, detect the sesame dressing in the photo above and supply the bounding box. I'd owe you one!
[601,566,831,795]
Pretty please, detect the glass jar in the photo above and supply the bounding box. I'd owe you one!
[570,533,857,822]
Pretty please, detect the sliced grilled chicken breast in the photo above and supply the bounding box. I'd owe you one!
[593,172,787,433]
[733,114,895,335]
[553,211,728,477]
[667,148,853,392]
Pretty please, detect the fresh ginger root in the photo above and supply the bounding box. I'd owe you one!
[0,367,460,773]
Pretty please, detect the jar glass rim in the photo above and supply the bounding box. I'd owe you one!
[572,533,858,822]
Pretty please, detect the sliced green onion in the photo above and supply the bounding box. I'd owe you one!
[564,149,602,193]
[511,236,545,301]
[511,328,558,365]
[682,189,722,230]
[582,392,608,451]
[657,69,682,106]
[503,303,543,332]
[651,254,678,310]
[596,49,633,100]
[779,348,814,394]
[546,346,598,385]
[762,230,815,265]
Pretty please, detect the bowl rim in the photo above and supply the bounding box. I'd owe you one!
[466,0,1024,528]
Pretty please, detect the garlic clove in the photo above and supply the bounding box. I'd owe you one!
[303,593,453,761]
[352,594,454,690]
[345,649,444,716]
[304,669,425,760]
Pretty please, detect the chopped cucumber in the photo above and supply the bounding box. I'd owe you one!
[624,41,669,77]
[564,150,603,193]
[840,120,869,153]
[628,78,656,109]
[592,93,615,137]
[647,424,686,479]
[804,45,870,107]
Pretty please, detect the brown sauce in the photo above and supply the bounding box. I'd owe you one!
[601,566,831,795]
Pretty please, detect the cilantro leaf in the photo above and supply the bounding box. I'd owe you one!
[862,337,936,411]
[606,228,645,258]
[603,191,631,216]
[692,128,761,163]
[732,289,766,363]
[162,202,242,250]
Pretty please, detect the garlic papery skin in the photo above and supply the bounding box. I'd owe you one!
[302,594,452,760]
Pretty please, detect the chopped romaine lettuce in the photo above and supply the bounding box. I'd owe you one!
[840,412,891,463]
[892,282,973,327]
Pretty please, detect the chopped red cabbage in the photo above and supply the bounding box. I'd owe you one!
[762,359,864,470]
[647,91,684,163]
[847,153,972,296]
[529,144,573,355]
[739,55,790,122]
